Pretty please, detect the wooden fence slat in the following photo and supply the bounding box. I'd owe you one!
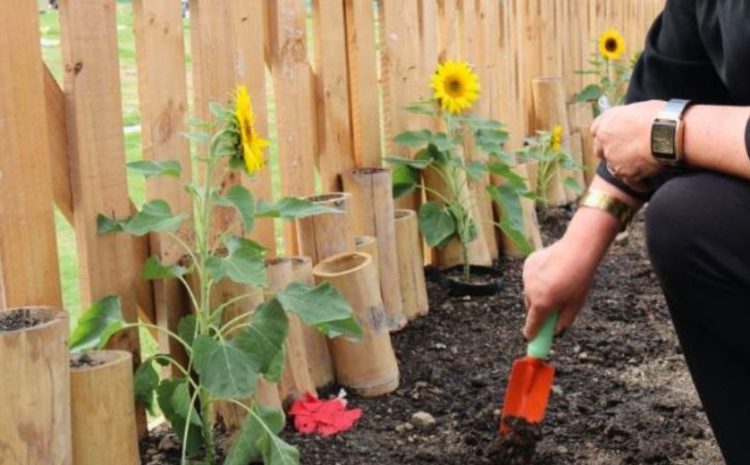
[43,66,157,325]
[0,0,61,309]
[267,0,318,252]
[58,0,141,353]
[312,0,355,191]
[134,0,192,369]
[437,0,459,61]
[379,0,423,210]
[345,0,383,168]
[233,0,277,256]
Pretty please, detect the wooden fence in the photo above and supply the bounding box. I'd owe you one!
[0,0,665,361]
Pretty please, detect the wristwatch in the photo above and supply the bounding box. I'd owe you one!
[650,99,692,165]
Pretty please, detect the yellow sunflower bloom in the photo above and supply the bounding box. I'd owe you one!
[598,29,626,61]
[550,125,563,152]
[234,85,269,175]
[429,60,480,115]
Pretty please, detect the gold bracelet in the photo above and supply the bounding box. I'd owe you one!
[578,190,635,231]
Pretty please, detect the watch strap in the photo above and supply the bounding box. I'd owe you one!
[657,98,692,120]
[579,190,635,232]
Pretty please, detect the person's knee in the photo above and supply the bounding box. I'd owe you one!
[645,172,750,290]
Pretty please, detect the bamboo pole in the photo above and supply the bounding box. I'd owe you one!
[354,235,379,273]
[394,210,429,320]
[342,168,407,331]
[70,351,138,465]
[290,256,335,388]
[295,193,355,265]
[313,253,399,397]
[568,131,587,194]
[531,76,571,205]
[0,308,71,465]
[500,163,544,257]
[267,259,316,402]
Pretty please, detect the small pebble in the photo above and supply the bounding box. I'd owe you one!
[411,411,437,428]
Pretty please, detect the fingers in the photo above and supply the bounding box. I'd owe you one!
[556,303,581,334]
[523,304,554,341]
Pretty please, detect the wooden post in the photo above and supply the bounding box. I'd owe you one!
[70,351,139,465]
[394,210,429,320]
[267,258,317,402]
[313,252,399,396]
[0,308,71,465]
[133,0,193,374]
[266,0,318,252]
[343,168,407,331]
[0,0,61,308]
[290,256,335,388]
[531,76,571,205]
[344,0,383,168]
[295,193,356,265]
[312,0,355,191]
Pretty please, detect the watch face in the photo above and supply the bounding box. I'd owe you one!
[652,122,676,157]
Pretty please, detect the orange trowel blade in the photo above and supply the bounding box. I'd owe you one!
[500,356,555,435]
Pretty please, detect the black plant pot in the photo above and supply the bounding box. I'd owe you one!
[427,265,504,297]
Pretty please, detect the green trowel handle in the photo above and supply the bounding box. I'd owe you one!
[526,311,559,359]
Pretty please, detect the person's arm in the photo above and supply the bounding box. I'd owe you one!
[683,105,750,179]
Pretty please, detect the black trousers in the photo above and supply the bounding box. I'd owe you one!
[646,171,750,465]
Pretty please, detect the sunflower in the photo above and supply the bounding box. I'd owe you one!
[598,29,626,61]
[234,85,269,175]
[550,125,563,152]
[430,60,480,115]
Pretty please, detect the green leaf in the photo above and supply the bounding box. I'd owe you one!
[157,379,202,455]
[233,299,289,379]
[384,156,432,170]
[393,129,434,147]
[486,163,532,193]
[123,200,187,236]
[209,101,230,118]
[391,165,420,199]
[277,282,362,340]
[461,116,506,132]
[127,160,182,179]
[256,198,339,220]
[419,202,457,247]
[183,131,211,144]
[464,161,486,181]
[403,100,438,116]
[134,359,160,415]
[217,185,255,230]
[265,345,286,383]
[488,185,533,256]
[574,84,602,103]
[193,335,259,399]
[177,315,197,348]
[224,405,287,465]
[96,214,125,234]
[141,256,188,280]
[259,432,299,465]
[205,239,268,287]
[224,235,266,257]
[563,177,583,195]
[69,296,124,352]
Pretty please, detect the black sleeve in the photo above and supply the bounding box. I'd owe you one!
[597,0,730,202]
[746,117,750,160]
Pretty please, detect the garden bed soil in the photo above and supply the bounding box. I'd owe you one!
[140,207,723,465]
[70,353,106,369]
[0,308,43,331]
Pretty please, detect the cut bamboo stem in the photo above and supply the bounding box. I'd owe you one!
[0,308,71,465]
[568,131,586,197]
[267,258,317,402]
[422,160,493,268]
[313,252,399,396]
[531,76,570,205]
[342,168,407,331]
[70,350,139,465]
[497,162,544,257]
[394,210,429,320]
[290,256,335,388]
[295,193,356,264]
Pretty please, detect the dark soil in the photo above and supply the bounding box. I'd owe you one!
[140,206,721,465]
[70,353,105,369]
[0,308,43,331]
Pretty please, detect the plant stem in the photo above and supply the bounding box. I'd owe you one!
[462,241,470,281]
[199,389,216,464]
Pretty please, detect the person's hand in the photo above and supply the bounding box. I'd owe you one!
[522,237,598,340]
[591,100,666,189]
